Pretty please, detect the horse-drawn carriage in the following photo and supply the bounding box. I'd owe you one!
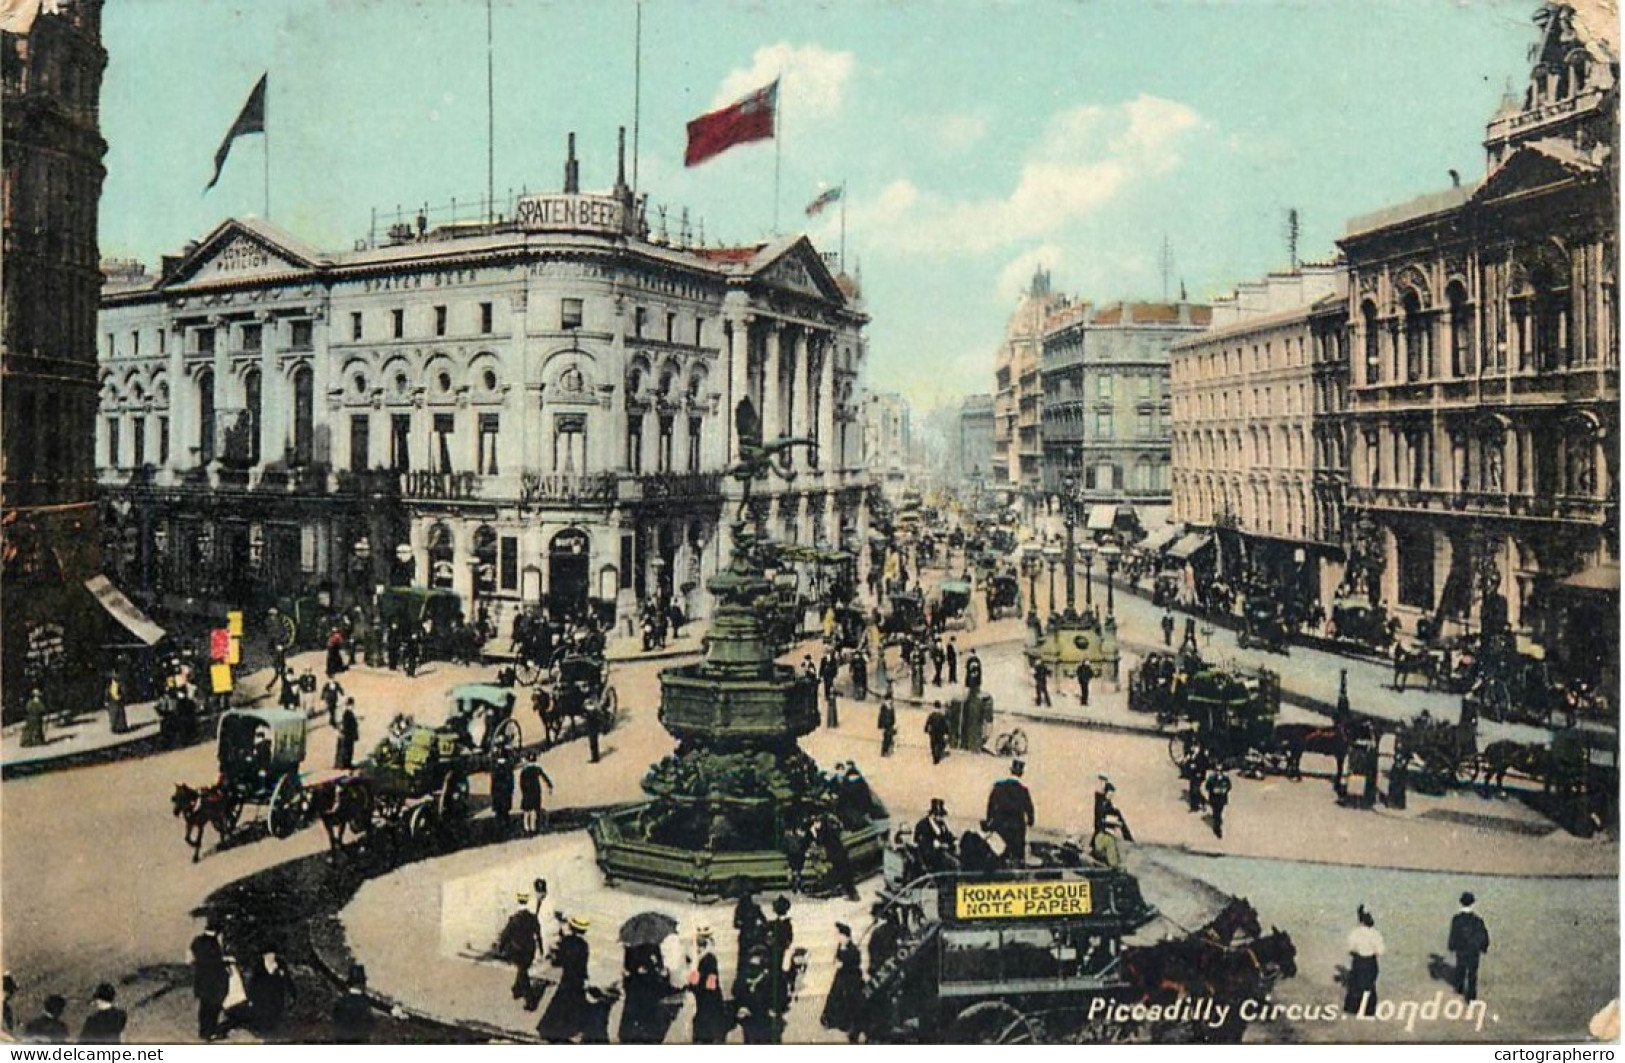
[881,590,929,640]
[984,573,1023,622]
[1165,665,1283,777]
[857,859,1294,1043]
[537,652,618,746]
[932,580,977,631]
[378,586,473,662]
[170,707,312,861]
[1235,597,1290,655]
[1328,597,1395,654]
[1150,572,1181,610]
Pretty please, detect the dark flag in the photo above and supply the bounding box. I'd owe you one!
[206,74,267,191]
[684,79,777,167]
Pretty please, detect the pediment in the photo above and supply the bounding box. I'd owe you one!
[1474,142,1600,205]
[752,237,847,303]
[162,219,323,288]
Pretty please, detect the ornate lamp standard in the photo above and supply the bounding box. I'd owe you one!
[1022,543,1043,623]
[1100,541,1122,621]
[1044,542,1062,621]
[1081,541,1096,612]
[1061,473,1079,620]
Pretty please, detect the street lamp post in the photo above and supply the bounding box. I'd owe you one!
[1061,474,1078,619]
[1101,542,1122,619]
[1081,542,1096,612]
[1022,544,1042,623]
[1044,542,1062,622]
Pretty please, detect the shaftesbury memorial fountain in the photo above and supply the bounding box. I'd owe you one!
[590,400,890,898]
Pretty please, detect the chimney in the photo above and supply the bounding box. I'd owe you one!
[614,126,628,200]
[564,132,580,194]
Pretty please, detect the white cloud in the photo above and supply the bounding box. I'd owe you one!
[856,94,1206,257]
[713,43,854,123]
[931,109,990,154]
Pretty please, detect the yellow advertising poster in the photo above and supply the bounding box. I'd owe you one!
[226,610,244,636]
[228,635,242,666]
[210,663,233,694]
[955,880,1092,919]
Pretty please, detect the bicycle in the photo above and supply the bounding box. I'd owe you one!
[991,728,1029,758]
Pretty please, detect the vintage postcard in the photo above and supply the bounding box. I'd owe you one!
[1,0,1617,1048]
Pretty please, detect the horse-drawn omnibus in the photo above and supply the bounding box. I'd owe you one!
[170,707,311,861]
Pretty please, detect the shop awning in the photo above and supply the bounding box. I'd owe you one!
[85,575,166,647]
[1138,525,1181,554]
[1560,563,1620,593]
[1167,533,1214,561]
[1086,505,1116,531]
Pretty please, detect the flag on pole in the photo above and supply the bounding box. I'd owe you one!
[684,79,777,167]
[206,73,268,191]
[805,185,843,217]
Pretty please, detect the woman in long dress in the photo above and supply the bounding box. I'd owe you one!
[687,931,730,1044]
[819,923,864,1040]
[1343,905,1384,1016]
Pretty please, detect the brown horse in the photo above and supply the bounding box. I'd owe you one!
[171,782,241,863]
[1198,896,1262,945]
[1121,926,1297,1042]
[305,776,374,858]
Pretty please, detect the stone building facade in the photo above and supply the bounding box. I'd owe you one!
[1337,2,1617,684]
[1042,300,1209,523]
[955,392,996,484]
[992,267,1062,510]
[3,0,110,707]
[862,391,911,495]
[1169,267,1346,606]
[97,142,871,638]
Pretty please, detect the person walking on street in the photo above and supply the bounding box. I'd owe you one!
[21,687,48,748]
[946,638,959,685]
[518,754,555,835]
[878,698,896,756]
[1344,906,1384,1016]
[325,629,347,679]
[925,704,950,764]
[321,677,345,729]
[850,650,868,702]
[930,640,945,686]
[335,699,359,769]
[1093,777,1134,842]
[1205,767,1232,838]
[499,892,545,1010]
[190,918,230,1041]
[1184,746,1210,812]
[1077,660,1094,706]
[1448,892,1491,1003]
[537,915,591,1043]
[820,922,864,1040]
[825,680,840,729]
[1162,610,1176,646]
[105,671,128,735]
[1032,658,1052,708]
[687,928,729,1044]
[79,983,128,1044]
[985,760,1035,865]
[965,648,982,692]
[491,753,516,825]
[820,653,840,702]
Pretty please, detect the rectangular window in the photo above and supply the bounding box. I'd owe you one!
[687,417,703,473]
[666,311,677,344]
[694,317,705,346]
[480,301,494,334]
[290,319,313,350]
[196,328,215,355]
[106,332,115,357]
[158,415,170,465]
[300,526,317,574]
[658,415,675,473]
[561,298,584,330]
[1138,410,1153,437]
[131,330,140,356]
[242,323,262,351]
[350,414,370,473]
[555,414,587,472]
[1096,375,1113,399]
[435,305,447,337]
[392,308,405,339]
[131,416,146,466]
[1094,410,1113,438]
[158,328,166,355]
[634,306,648,338]
[627,415,644,474]
[391,414,411,472]
[478,413,500,475]
[107,418,119,466]
[499,536,519,592]
[432,413,455,473]
[351,312,363,341]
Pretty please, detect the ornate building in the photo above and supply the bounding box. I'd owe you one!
[3,0,110,710]
[1170,266,1346,607]
[955,392,996,484]
[1338,2,1617,685]
[1042,299,1209,526]
[97,134,871,638]
[992,267,1062,510]
[861,391,911,496]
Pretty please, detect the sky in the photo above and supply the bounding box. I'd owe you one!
[98,0,1543,414]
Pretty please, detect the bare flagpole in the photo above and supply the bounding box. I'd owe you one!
[632,0,642,192]
[486,0,495,224]
[839,179,846,271]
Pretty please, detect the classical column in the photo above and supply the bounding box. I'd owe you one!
[508,290,533,477]
[762,321,783,444]
[209,315,229,465]
[793,327,814,470]
[165,323,186,473]
[726,310,751,463]
[818,336,837,473]
[257,310,279,467]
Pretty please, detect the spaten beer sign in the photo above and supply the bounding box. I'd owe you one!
[955,880,1093,919]
[514,194,628,235]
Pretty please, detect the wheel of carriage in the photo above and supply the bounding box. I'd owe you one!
[515,659,542,687]
[490,716,523,754]
[950,1001,1039,1044]
[267,773,306,839]
[407,802,436,838]
[598,685,618,724]
[436,771,471,821]
[1167,732,1196,770]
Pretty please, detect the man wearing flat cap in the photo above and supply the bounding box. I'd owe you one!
[1448,891,1490,1002]
[985,760,1035,865]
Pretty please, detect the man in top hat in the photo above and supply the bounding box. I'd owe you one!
[538,915,591,1042]
[499,891,545,1010]
[1093,776,1134,843]
[964,648,983,692]
[946,637,959,685]
[985,760,1035,865]
[80,983,128,1044]
[914,798,957,873]
[190,916,230,1041]
[1447,892,1491,1002]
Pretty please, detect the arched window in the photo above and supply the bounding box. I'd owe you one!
[198,369,216,463]
[292,366,314,465]
[244,368,262,465]
[1361,301,1380,384]
[1447,282,1473,377]
[1401,290,1429,382]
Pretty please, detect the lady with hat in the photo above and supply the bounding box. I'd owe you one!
[820,922,864,1040]
[537,915,591,1043]
[686,926,729,1044]
[765,896,795,976]
[1344,906,1384,1016]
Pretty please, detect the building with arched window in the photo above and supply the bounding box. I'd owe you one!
[1338,2,1617,687]
[98,134,871,638]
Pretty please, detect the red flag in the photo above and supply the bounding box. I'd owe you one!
[685,79,778,167]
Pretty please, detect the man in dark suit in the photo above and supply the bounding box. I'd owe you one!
[80,983,128,1044]
[964,649,983,692]
[1448,891,1491,1002]
[190,919,230,1041]
[913,798,957,873]
[499,892,545,1010]
[984,760,1035,865]
[945,639,959,685]
[22,995,68,1043]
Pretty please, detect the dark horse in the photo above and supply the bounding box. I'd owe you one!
[1122,926,1297,1042]
[305,776,374,858]
[1198,896,1262,946]
[171,782,240,863]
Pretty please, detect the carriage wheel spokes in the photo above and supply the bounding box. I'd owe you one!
[515,660,541,687]
[437,771,471,821]
[268,772,305,839]
[491,716,522,754]
[1453,753,1480,789]
[407,801,436,838]
[1167,732,1195,770]
[951,1001,1038,1045]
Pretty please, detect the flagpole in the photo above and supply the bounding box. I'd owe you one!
[839,179,846,272]
[773,73,782,235]
[486,0,495,224]
[632,0,642,192]
[263,113,270,220]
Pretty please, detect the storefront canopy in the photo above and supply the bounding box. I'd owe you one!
[1560,563,1620,592]
[1086,505,1116,531]
[1138,525,1181,554]
[85,575,166,647]
[1166,533,1215,562]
